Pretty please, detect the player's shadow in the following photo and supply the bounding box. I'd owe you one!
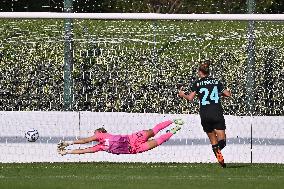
[226,164,251,169]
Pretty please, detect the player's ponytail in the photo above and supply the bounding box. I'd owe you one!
[198,61,210,75]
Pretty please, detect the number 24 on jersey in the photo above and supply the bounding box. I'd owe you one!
[199,86,219,105]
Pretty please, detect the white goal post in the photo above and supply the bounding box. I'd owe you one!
[0,12,284,20]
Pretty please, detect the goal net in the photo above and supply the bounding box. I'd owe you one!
[0,13,283,163]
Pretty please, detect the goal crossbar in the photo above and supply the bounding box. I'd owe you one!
[0,12,284,21]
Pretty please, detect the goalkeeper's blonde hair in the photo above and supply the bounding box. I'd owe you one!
[95,127,107,133]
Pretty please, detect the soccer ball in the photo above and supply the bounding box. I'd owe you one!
[25,129,39,142]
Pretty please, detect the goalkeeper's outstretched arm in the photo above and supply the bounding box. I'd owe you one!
[73,135,97,144]
[57,139,102,156]
[58,146,102,156]
[57,136,97,151]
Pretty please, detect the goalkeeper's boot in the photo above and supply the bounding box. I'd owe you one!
[173,119,184,125]
[213,147,226,168]
[167,126,181,134]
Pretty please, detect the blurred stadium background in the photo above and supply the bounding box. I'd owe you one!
[0,0,283,115]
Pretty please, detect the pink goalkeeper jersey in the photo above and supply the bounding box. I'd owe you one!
[91,132,131,154]
[90,130,149,154]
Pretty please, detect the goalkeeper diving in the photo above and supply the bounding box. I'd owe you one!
[57,119,184,155]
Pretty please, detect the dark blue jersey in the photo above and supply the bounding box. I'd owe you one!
[191,77,225,118]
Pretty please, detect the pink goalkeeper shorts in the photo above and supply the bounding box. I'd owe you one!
[128,130,149,154]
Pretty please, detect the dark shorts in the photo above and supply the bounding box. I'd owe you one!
[200,116,226,133]
[200,106,226,133]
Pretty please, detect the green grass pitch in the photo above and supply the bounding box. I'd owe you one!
[0,162,283,189]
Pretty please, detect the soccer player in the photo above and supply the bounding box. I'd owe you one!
[57,119,184,155]
[178,62,231,168]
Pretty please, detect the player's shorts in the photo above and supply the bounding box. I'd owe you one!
[201,117,226,133]
[128,130,149,154]
[200,105,226,133]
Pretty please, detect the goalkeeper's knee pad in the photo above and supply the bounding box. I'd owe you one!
[218,139,226,150]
